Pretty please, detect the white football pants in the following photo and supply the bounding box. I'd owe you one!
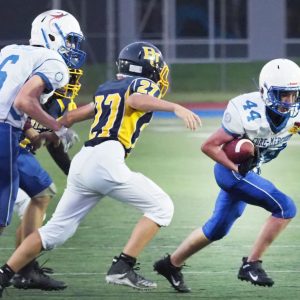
[39,140,174,250]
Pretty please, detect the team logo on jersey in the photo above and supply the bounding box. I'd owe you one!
[288,122,300,134]
[224,112,232,123]
[55,72,64,82]
[143,47,160,67]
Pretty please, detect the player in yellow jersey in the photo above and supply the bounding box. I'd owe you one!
[0,41,201,294]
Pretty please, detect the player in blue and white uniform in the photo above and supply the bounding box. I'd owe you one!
[0,41,201,295]
[10,68,82,291]
[154,58,300,292]
[0,9,86,239]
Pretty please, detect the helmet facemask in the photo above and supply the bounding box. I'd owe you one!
[157,64,169,97]
[54,68,83,110]
[57,31,86,69]
[263,85,300,118]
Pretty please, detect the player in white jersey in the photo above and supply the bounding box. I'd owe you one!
[0,9,86,236]
[154,58,300,292]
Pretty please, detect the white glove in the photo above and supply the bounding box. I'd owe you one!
[55,126,79,153]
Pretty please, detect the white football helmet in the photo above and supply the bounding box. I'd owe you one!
[30,9,86,68]
[259,58,300,117]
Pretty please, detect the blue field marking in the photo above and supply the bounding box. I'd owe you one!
[154,109,224,119]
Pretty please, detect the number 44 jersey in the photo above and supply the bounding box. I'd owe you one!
[222,91,300,165]
[0,44,69,129]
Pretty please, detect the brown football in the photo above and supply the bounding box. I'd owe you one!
[222,138,255,164]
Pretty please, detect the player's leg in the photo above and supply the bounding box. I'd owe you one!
[0,123,20,235]
[105,170,174,290]
[1,148,101,292]
[154,187,246,292]
[12,149,66,290]
[14,188,31,247]
[1,184,100,294]
[233,170,296,287]
[17,148,54,238]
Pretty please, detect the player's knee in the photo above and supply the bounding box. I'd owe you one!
[33,183,57,200]
[146,194,174,227]
[39,221,77,250]
[202,219,232,241]
[273,197,297,219]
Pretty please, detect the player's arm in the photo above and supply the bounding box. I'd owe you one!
[126,93,201,130]
[14,75,62,131]
[46,142,71,175]
[59,102,94,127]
[201,127,239,172]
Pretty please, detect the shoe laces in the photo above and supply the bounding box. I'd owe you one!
[38,259,54,274]
[130,263,152,283]
[33,259,53,279]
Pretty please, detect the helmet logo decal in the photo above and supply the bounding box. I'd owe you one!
[49,12,68,21]
[142,47,160,66]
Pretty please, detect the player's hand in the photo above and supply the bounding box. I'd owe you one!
[238,145,260,176]
[30,132,59,152]
[55,126,80,153]
[174,104,202,130]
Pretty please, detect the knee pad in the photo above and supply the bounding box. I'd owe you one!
[145,194,174,227]
[33,183,57,199]
[272,196,297,219]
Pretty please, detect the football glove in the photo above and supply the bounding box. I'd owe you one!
[55,126,79,153]
[238,144,260,177]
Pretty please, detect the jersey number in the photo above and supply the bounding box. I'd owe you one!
[243,100,261,121]
[0,55,19,89]
[89,93,122,139]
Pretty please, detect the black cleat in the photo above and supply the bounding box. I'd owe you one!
[0,270,11,298]
[153,254,191,293]
[12,260,67,291]
[238,257,274,287]
[106,256,157,290]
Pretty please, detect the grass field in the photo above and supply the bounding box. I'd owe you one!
[1,117,300,299]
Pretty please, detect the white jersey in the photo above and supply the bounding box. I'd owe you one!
[0,44,69,129]
[222,91,300,165]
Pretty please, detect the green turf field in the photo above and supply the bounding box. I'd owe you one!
[1,117,300,299]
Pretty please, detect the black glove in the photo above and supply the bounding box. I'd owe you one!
[238,145,260,177]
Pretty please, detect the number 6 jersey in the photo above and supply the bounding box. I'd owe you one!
[0,45,69,129]
[222,91,300,165]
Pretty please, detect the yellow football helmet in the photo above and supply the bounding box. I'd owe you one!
[54,68,83,109]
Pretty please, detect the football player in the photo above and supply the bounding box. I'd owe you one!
[10,68,82,291]
[0,41,201,295]
[154,58,300,292]
[0,9,86,239]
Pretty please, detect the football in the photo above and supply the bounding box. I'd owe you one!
[222,138,255,164]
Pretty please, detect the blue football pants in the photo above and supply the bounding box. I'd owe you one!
[202,163,296,241]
